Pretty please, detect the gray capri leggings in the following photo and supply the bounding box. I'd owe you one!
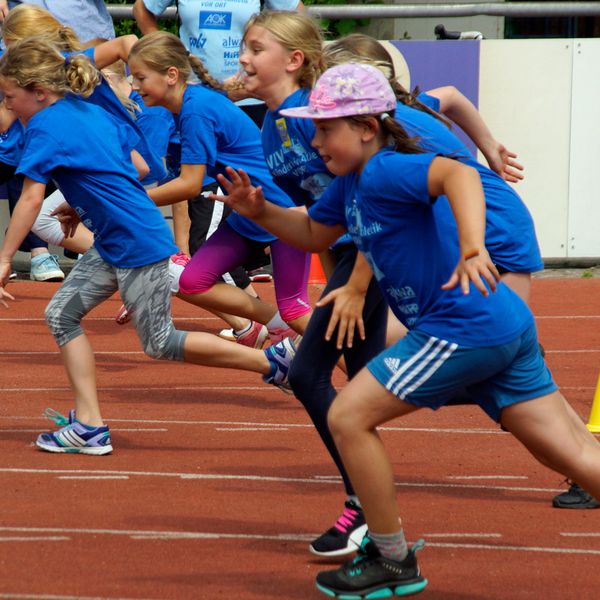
[45,247,187,361]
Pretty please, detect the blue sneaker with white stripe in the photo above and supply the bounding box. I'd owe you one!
[36,408,112,455]
[263,336,297,393]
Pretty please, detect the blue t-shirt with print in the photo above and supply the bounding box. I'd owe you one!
[308,150,533,347]
[176,84,295,242]
[143,0,299,81]
[262,88,333,207]
[398,94,543,272]
[16,96,177,268]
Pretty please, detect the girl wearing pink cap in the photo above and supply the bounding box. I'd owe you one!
[213,63,600,599]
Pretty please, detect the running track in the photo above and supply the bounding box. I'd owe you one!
[0,278,599,599]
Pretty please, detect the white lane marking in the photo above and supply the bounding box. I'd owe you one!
[423,533,502,538]
[0,316,218,322]
[0,594,158,600]
[215,427,289,431]
[447,475,529,480]
[536,316,600,319]
[2,429,167,433]
[427,541,600,556]
[0,527,597,557]
[0,467,563,494]
[0,386,280,392]
[561,533,600,537]
[0,416,506,435]
[56,476,130,480]
[0,536,70,542]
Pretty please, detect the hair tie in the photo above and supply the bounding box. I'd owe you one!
[380,112,390,121]
[64,55,71,66]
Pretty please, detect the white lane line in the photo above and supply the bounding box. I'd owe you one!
[0,316,217,322]
[2,428,167,433]
[536,316,600,319]
[0,527,597,557]
[0,467,563,494]
[561,533,600,538]
[423,533,502,538]
[215,427,289,431]
[0,386,280,392]
[0,536,70,542]
[56,476,130,480]
[0,594,159,600]
[427,541,600,556]
[447,475,528,480]
[0,416,506,435]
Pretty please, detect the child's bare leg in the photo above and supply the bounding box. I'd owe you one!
[179,282,277,325]
[501,391,600,499]
[385,309,407,347]
[327,367,420,533]
[171,201,191,256]
[59,334,102,426]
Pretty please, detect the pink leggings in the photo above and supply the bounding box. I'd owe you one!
[178,221,312,323]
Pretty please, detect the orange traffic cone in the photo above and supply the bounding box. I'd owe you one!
[586,373,600,433]
[308,254,326,284]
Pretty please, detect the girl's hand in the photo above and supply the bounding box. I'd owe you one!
[442,248,500,296]
[51,203,81,238]
[0,262,15,308]
[483,143,524,183]
[212,167,267,219]
[316,284,367,349]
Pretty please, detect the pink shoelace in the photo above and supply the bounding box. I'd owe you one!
[334,506,359,533]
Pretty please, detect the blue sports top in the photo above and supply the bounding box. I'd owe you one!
[398,94,543,273]
[16,96,177,268]
[129,90,176,185]
[0,119,25,167]
[68,48,167,184]
[175,84,295,242]
[308,150,533,347]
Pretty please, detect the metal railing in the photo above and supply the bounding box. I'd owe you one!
[106,2,600,21]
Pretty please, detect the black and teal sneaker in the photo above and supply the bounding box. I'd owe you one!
[316,535,427,598]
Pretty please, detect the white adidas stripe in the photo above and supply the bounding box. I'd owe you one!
[57,429,86,447]
[386,337,457,398]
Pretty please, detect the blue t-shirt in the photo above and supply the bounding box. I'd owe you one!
[16,96,177,268]
[69,48,167,184]
[308,150,533,347]
[262,87,352,248]
[262,88,333,207]
[176,84,295,242]
[399,94,543,272]
[143,0,299,81]
[0,119,25,167]
[130,90,175,185]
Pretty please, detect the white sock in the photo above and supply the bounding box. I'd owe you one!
[234,321,253,336]
[266,312,287,331]
[348,495,362,508]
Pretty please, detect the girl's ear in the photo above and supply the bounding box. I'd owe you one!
[166,66,180,86]
[360,116,380,142]
[286,49,305,74]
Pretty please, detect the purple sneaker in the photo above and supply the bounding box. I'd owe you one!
[37,409,112,455]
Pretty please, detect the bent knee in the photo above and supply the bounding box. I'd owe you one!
[178,268,216,296]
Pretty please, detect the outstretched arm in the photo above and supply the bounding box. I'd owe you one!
[0,178,46,304]
[426,85,524,183]
[132,0,160,35]
[213,167,344,252]
[427,157,500,296]
[93,35,138,69]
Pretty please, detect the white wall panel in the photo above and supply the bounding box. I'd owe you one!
[479,40,573,258]
[568,40,600,257]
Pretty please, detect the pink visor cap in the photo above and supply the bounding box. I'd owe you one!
[279,62,397,120]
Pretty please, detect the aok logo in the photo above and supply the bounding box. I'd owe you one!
[199,11,232,30]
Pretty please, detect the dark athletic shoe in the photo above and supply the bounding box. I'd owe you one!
[310,500,368,557]
[552,481,599,509]
[316,535,427,598]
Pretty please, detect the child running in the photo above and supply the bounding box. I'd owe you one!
[213,63,600,598]
[0,37,296,455]
[127,31,312,346]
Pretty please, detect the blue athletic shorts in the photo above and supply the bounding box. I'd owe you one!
[367,324,557,422]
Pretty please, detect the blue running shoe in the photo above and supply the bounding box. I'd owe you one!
[30,253,65,282]
[263,337,297,393]
[316,535,427,599]
[36,409,112,455]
